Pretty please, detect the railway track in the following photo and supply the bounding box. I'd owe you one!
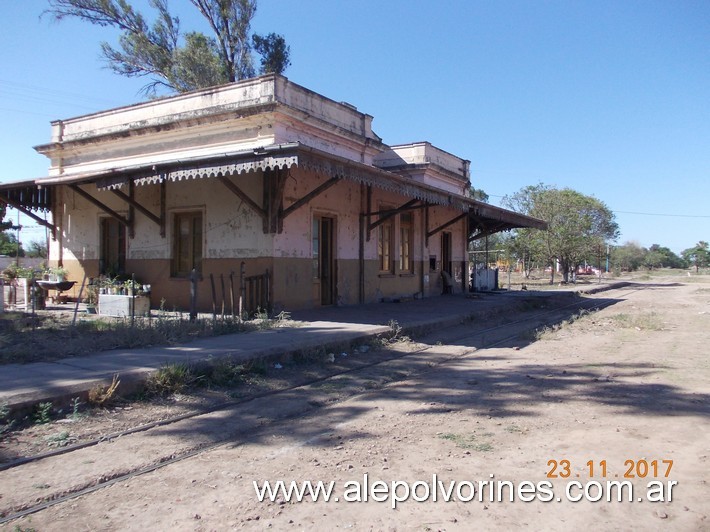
[0,282,653,524]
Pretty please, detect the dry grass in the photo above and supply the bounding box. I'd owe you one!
[534,309,593,341]
[0,310,294,366]
[534,308,664,341]
[607,312,663,331]
[438,432,493,452]
[88,374,121,406]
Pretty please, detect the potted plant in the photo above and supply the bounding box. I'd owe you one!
[46,266,69,282]
[85,281,99,313]
[97,275,118,294]
[2,264,36,307]
[123,278,141,295]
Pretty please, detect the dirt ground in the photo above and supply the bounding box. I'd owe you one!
[2,275,709,531]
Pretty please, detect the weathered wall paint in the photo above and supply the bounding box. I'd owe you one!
[40,75,474,311]
[53,165,468,311]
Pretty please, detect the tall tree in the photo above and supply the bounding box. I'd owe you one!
[252,32,290,75]
[0,232,24,258]
[0,204,13,233]
[647,244,686,270]
[468,186,490,203]
[26,240,49,259]
[612,241,647,272]
[500,185,545,278]
[503,184,619,283]
[682,241,710,272]
[0,204,17,257]
[46,0,290,96]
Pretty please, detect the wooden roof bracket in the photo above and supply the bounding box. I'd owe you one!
[0,193,58,241]
[469,224,508,242]
[263,168,288,234]
[468,212,510,242]
[367,198,421,240]
[426,212,467,241]
[217,174,267,223]
[69,184,132,236]
[367,202,426,219]
[111,182,163,235]
[425,202,430,247]
[282,176,341,219]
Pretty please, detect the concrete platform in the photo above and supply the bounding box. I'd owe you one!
[0,285,613,414]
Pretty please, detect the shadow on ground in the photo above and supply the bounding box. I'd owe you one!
[152,292,708,451]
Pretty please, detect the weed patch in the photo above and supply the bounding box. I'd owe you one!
[534,308,593,341]
[33,402,53,424]
[373,320,411,347]
[0,310,298,366]
[608,312,662,331]
[0,402,15,436]
[438,432,493,452]
[44,430,75,448]
[145,363,196,396]
[68,397,86,420]
[88,374,120,406]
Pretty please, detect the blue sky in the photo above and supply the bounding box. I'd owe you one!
[1,0,708,254]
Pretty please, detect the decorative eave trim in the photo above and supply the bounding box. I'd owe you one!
[2,142,546,233]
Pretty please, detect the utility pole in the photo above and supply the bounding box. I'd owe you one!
[12,210,22,266]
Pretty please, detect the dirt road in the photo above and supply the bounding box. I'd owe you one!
[2,277,709,530]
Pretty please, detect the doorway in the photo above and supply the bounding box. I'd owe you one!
[441,231,452,276]
[313,215,336,305]
[100,217,126,275]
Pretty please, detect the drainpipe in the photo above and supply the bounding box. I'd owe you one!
[359,184,365,303]
[420,205,426,297]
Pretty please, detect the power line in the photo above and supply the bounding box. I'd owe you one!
[613,210,710,219]
[0,78,118,107]
[485,194,710,219]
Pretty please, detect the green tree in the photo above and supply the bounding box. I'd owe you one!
[468,187,510,277]
[643,249,664,270]
[498,187,545,278]
[0,204,19,256]
[0,204,12,232]
[46,0,291,96]
[500,230,541,278]
[468,186,490,203]
[503,184,619,284]
[0,232,24,257]
[252,32,291,75]
[647,244,686,269]
[26,240,49,259]
[681,241,710,272]
[612,241,646,272]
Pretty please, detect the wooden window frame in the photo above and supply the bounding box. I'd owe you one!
[171,210,203,278]
[378,215,394,274]
[399,212,413,273]
[312,216,320,280]
[99,216,126,276]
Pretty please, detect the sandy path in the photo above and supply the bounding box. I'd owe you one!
[5,278,709,531]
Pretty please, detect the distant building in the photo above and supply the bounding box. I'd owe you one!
[0,74,544,312]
